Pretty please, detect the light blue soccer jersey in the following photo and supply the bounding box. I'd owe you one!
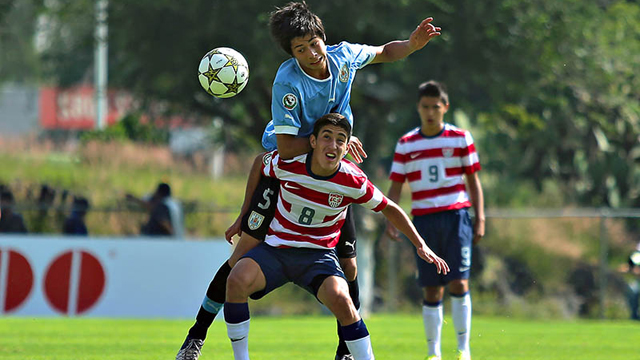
[261,42,377,151]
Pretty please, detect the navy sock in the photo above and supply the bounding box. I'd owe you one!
[341,319,369,341]
[224,302,250,324]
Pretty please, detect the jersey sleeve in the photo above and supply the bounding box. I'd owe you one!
[271,82,302,137]
[261,151,279,178]
[344,42,378,69]
[460,131,481,174]
[353,179,388,212]
[389,140,407,183]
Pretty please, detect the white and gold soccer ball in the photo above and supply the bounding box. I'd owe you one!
[198,47,249,98]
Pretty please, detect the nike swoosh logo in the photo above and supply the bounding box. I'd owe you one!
[459,266,470,272]
[283,182,300,190]
[410,152,421,159]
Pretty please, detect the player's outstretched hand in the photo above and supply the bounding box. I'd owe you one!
[347,136,367,163]
[384,219,403,242]
[417,244,449,275]
[224,216,243,245]
[409,17,441,51]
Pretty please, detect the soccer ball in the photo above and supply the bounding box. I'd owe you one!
[198,47,249,98]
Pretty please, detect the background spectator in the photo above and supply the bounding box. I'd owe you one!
[127,182,184,238]
[0,189,28,233]
[619,242,640,320]
[62,196,90,236]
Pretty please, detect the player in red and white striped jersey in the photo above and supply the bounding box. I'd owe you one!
[389,123,480,216]
[261,149,386,250]
[225,113,448,360]
[386,81,484,360]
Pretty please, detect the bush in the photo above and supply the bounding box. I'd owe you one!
[80,113,169,144]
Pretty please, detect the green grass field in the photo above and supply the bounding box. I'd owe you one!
[0,314,636,359]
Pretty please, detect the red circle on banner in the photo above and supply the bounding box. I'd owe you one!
[43,250,106,315]
[1,249,34,313]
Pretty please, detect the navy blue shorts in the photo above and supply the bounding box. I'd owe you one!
[242,242,346,300]
[413,208,473,287]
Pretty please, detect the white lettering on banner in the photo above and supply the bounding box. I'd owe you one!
[0,236,231,318]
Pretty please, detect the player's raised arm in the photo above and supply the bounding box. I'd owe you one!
[381,199,449,275]
[370,17,441,64]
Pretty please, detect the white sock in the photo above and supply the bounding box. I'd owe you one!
[226,319,250,360]
[345,335,375,360]
[422,303,443,357]
[451,293,472,353]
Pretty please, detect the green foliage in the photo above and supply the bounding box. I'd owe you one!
[80,113,169,144]
[0,0,42,83]
[8,0,640,208]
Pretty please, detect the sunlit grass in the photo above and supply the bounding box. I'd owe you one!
[0,314,637,359]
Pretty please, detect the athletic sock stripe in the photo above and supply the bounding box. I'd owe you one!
[202,296,223,314]
[449,292,469,298]
[423,300,443,307]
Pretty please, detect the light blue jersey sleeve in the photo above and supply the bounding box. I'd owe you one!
[262,84,302,151]
[340,42,378,70]
[271,81,302,136]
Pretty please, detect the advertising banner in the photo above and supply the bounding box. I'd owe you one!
[0,236,230,318]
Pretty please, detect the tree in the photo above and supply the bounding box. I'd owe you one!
[30,0,640,208]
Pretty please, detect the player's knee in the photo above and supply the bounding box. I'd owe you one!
[327,290,353,312]
[226,269,250,298]
[449,279,469,295]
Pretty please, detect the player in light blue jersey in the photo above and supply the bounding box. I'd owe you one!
[176,3,441,360]
[261,41,378,152]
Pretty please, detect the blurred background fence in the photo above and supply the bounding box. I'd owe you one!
[4,202,638,320]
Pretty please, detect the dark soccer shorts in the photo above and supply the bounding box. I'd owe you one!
[412,208,473,287]
[242,242,346,300]
[241,174,358,259]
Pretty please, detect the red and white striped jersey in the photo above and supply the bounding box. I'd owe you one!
[389,124,481,216]
[261,151,388,249]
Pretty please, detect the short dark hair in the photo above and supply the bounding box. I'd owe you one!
[0,190,14,203]
[72,197,90,213]
[418,80,449,105]
[312,113,351,139]
[156,183,171,198]
[269,1,326,56]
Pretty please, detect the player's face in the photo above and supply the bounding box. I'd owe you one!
[309,125,349,176]
[290,34,328,80]
[417,96,449,136]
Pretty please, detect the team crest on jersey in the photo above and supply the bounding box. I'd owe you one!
[442,148,454,158]
[339,64,349,83]
[262,152,272,166]
[328,193,344,208]
[247,211,265,230]
[282,93,298,110]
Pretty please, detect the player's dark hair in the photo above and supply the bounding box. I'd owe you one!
[269,1,326,56]
[156,183,171,198]
[0,190,14,203]
[72,196,90,213]
[418,80,449,105]
[312,113,351,139]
